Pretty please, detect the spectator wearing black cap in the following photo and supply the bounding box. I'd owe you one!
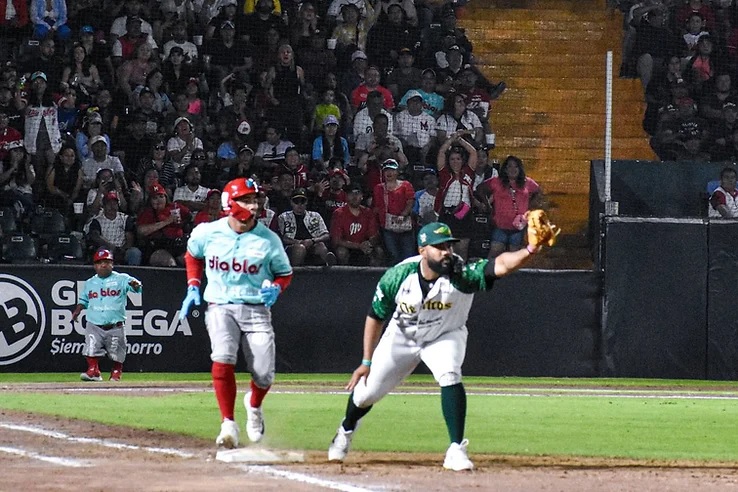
[203,18,254,93]
[418,4,472,68]
[132,86,166,132]
[112,15,158,64]
[110,0,155,42]
[277,186,337,266]
[162,46,198,96]
[330,182,384,265]
[385,47,423,105]
[162,21,198,61]
[277,146,310,189]
[114,110,157,176]
[205,0,241,40]
[225,143,256,183]
[706,100,738,161]
[366,3,419,71]
[135,140,177,194]
[173,162,209,211]
[242,0,287,48]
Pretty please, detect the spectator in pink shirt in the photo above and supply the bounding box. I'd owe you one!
[477,155,542,259]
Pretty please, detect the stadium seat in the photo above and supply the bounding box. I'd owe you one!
[0,207,18,235]
[31,208,68,240]
[1,233,39,263]
[45,234,85,264]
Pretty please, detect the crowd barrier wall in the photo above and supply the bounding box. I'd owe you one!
[0,265,599,377]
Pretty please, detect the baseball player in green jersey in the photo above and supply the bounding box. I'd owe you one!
[328,221,545,470]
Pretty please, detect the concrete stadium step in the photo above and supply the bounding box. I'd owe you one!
[458,0,649,266]
[467,39,612,56]
[494,123,646,138]
[478,63,615,79]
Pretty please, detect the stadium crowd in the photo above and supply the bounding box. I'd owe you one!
[0,0,511,266]
[615,0,738,161]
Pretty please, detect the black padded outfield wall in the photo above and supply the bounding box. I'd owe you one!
[602,218,708,379]
[589,160,734,219]
[0,265,599,376]
[706,221,738,380]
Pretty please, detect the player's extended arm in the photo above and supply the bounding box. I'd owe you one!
[179,251,204,319]
[346,315,384,391]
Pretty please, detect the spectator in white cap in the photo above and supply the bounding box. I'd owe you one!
[81,134,126,189]
[312,115,351,172]
[340,49,368,96]
[394,90,437,168]
[24,70,63,183]
[167,116,204,173]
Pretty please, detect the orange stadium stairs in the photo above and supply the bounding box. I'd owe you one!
[458,0,656,268]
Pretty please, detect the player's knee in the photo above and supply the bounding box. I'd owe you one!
[251,372,274,388]
[437,372,462,387]
[351,384,377,408]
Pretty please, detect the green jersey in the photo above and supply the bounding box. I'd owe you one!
[371,255,493,343]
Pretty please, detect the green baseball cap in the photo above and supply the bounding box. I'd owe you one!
[417,222,459,247]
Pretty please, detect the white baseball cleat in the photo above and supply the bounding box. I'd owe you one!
[244,392,265,442]
[328,423,354,462]
[215,419,239,449]
[443,439,474,471]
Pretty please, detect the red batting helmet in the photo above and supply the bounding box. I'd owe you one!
[222,178,259,222]
[93,248,114,263]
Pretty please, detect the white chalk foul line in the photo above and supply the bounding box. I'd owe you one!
[236,465,381,492]
[1,421,383,491]
[0,446,91,467]
[0,422,196,459]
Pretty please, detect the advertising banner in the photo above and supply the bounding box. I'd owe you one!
[0,266,209,373]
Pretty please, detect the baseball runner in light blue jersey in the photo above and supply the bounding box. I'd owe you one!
[328,221,553,471]
[72,248,142,382]
[180,178,293,449]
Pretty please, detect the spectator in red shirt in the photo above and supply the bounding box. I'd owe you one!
[331,182,384,265]
[136,181,191,266]
[315,167,349,226]
[194,188,226,225]
[372,158,415,264]
[350,65,394,111]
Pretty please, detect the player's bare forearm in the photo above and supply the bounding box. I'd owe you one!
[71,304,83,322]
[362,316,384,361]
[493,247,536,277]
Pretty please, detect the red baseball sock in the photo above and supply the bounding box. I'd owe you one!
[112,362,123,373]
[249,380,270,408]
[212,362,237,421]
[86,357,99,372]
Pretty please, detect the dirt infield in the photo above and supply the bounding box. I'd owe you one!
[3,384,738,491]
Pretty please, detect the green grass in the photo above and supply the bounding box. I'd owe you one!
[2,374,738,461]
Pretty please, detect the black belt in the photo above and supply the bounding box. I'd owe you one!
[100,322,124,330]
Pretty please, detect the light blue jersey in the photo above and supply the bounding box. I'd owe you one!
[78,271,142,325]
[187,217,293,304]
